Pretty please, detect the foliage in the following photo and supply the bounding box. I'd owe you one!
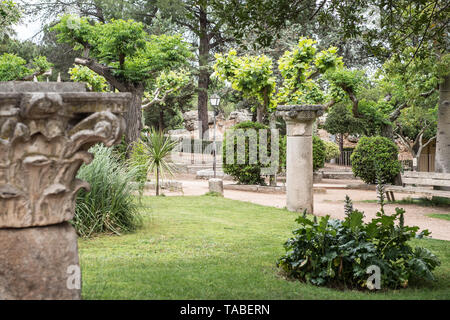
[52,15,192,86]
[312,136,326,172]
[69,65,108,92]
[74,144,142,238]
[323,140,341,162]
[350,136,402,184]
[277,37,343,105]
[222,121,272,185]
[214,50,276,113]
[214,37,345,119]
[277,192,440,290]
[0,0,21,40]
[129,128,178,196]
[0,52,52,81]
[0,53,27,81]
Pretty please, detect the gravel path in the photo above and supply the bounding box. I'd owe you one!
[149,178,450,241]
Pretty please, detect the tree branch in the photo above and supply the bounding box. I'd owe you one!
[389,103,408,122]
[141,88,174,110]
[74,57,127,92]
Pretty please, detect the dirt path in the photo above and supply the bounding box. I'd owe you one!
[149,178,450,241]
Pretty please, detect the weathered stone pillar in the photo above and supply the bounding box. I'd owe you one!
[208,178,224,195]
[0,82,129,299]
[277,105,324,213]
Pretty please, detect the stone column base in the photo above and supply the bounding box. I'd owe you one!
[0,222,81,300]
[208,178,224,195]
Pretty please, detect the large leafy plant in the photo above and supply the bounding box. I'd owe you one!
[277,189,440,290]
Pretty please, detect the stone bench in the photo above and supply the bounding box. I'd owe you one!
[385,171,450,201]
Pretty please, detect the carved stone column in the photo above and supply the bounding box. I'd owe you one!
[277,105,324,213]
[0,82,130,299]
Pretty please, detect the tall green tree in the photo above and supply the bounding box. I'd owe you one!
[156,0,234,139]
[52,15,192,144]
[0,0,21,40]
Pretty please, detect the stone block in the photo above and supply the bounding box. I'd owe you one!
[208,178,224,195]
[0,222,81,300]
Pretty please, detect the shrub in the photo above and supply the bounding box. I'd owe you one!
[277,189,440,290]
[73,144,143,237]
[323,140,341,162]
[222,121,273,185]
[312,136,326,171]
[350,136,401,184]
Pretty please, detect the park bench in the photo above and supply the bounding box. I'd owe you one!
[385,171,450,201]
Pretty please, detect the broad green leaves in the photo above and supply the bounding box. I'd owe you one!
[69,65,109,92]
[0,53,52,81]
[278,194,440,289]
[52,14,192,86]
[214,37,345,111]
[214,49,276,110]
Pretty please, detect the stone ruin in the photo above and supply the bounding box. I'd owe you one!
[0,82,129,299]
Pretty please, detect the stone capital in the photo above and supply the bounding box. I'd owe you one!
[0,82,130,228]
[276,105,324,137]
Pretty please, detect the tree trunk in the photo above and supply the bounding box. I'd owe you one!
[435,75,450,174]
[159,108,164,132]
[197,7,210,140]
[156,166,160,196]
[124,84,145,146]
[256,105,264,123]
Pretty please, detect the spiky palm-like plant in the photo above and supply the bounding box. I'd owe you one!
[142,128,178,196]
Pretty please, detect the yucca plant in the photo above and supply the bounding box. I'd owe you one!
[138,128,178,196]
[74,144,143,237]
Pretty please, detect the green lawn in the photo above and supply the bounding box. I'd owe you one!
[427,213,450,221]
[79,196,450,300]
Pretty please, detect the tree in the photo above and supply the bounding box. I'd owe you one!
[214,38,343,123]
[214,0,449,173]
[141,68,193,131]
[52,15,192,144]
[213,50,276,122]
[156,0,234,139]
[323,103,362,154]
[139,128,178,196]
[0,53,52,81]
[395,106,437,171]
[0,0,21,40]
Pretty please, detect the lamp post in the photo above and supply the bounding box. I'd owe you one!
[210,94,221,178]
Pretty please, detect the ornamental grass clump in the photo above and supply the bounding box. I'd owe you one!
[277,187,440,290]
[73,144,143,238]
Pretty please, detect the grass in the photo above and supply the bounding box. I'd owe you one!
[79,196,450,300]
[427,213,450,221]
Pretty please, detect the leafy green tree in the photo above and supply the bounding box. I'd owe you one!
[214,50,276,122]
[156,0,234,139]
[395,106,437,171]
[214,37,343,122]
[68,65,108,92]
[141,68,193,131]
[0,0,21,40]
[323,103,361,153]
[0,53,52,81]
[52,15,192,144]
